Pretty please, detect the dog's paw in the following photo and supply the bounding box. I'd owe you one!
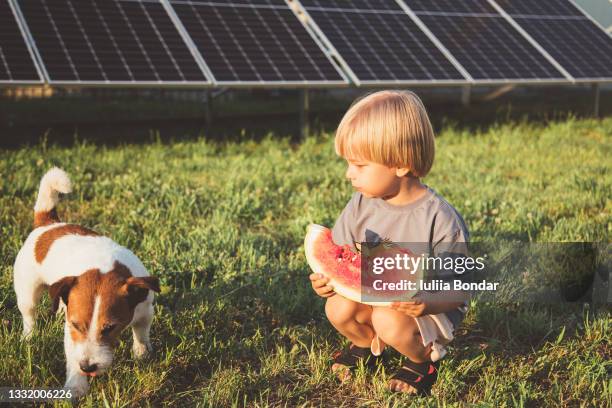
[132,341,152,359]
[65,378,89,399]
[20,328,33,341]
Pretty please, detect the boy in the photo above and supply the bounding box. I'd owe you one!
[309,90,470,395]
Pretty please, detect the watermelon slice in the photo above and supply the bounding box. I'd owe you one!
[304,224,423,306]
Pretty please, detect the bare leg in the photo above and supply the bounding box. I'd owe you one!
[325,295,374,347]
[371,307,432,393]
[325,295,375,379]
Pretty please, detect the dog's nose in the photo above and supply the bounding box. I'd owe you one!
[79,361,98,373]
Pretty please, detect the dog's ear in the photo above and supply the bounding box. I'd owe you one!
[49,276,78,314]
[120,276,160,308]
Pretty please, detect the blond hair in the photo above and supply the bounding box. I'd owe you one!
[335,90,435,177]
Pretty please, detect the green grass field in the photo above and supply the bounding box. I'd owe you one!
[0,117,610,407]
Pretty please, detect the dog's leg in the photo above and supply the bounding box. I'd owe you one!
[16,282,45,340]
[62,323,89,398]
[131,301,154,359]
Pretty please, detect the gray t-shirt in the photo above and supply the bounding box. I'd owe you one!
[331,184,470,327]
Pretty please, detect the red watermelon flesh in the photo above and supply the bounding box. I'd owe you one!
[305,224,422,305]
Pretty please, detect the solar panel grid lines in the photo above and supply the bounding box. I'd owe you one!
[236,5,286,80]
[138,0,186,81]
[89,0,135,81]
[110,0,161,81]
[299,0,404,12]
[114,1,207,82]
[418,14,565,81]
[491,0,612,81]
[287,0,363,85]
[567,0,612,33]
[493,0,583,17]
[272,3,336,81]
[169,0,347,85]
[65,0,107,81]
[0,0,43,83]
[15,0,210,85]
[296,0,467,85]
[403,0,496,14]
[0,0,39,82]
[5,0,611,87]
[486,0,574,82]
[513,18,612,80]
[394,0,474,82]
[401,0,568,82]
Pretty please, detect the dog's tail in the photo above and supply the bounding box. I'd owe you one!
[33,167,72,228]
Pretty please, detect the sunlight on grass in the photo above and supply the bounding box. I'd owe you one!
[0,117,610,406]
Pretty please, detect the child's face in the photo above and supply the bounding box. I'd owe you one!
[344,157,407,199]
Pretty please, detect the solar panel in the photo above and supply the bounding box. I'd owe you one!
[494,0,612,80]
[299,0,466,84]
[169,0,347,85]
[0,0,42,83]
[404,0,567,81]
[16,0,210,84]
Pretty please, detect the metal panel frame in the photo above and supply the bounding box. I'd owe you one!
[356,78,572,88]
[2,0,45,85]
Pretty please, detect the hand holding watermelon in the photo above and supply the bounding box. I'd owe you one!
[309,273,335,298]
[390,299,427,317]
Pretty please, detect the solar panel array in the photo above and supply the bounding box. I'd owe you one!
[298,0,465,84]
[494,0,612,80]
[170,0,345,84]
[0,0,41,83]
[17,0,210,84]
[405,0,567,81]
[2,0,612,86]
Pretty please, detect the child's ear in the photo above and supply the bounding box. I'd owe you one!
[395,167,411,177]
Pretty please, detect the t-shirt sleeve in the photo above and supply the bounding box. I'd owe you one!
[431,203,469,257]
[430,205,471,285]
[331,193,358,249]
[430,217,472,311]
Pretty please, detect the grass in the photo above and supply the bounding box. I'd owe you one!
[0,116,610,407]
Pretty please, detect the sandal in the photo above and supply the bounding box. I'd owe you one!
[331,344,383,376]
[389,360,440,395]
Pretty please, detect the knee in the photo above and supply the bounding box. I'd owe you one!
[371,308,419,347]
[325,295,360,327]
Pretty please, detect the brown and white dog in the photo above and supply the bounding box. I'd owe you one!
[13,168,160,397]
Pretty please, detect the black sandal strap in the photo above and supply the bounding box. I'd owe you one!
[391,360,440,395]
[332,344,381,371]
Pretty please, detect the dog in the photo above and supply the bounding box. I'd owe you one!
[13,167,160,397]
